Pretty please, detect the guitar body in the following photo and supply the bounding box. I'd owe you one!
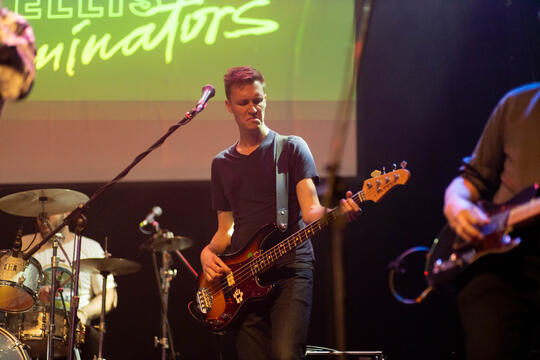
[192,223,280,333]
[425,186,539,291]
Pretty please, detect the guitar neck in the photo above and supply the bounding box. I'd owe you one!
[253,191,367,272]
[507,197,540,227]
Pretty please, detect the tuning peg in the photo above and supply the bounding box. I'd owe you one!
[382,166,386,174]
[393,163,397,170]
[371,170,382,178]
[400,161,407,169]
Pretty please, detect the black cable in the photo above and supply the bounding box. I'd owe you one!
[388,246,432,304]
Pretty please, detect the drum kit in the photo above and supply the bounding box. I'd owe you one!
[0,188,162,360]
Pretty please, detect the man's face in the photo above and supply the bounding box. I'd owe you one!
[37,213,66,237]
[225,80,266,132]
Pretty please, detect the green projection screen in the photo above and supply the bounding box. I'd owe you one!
[0,0,356,183]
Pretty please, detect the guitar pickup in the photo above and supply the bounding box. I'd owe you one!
[226,272,235,286]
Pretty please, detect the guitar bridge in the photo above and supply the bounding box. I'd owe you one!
[196,287,212,314]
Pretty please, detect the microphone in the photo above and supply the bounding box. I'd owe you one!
[139,206,163,228]
[195,84,215,113]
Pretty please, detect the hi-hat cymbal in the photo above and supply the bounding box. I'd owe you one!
[79,257,141,276]
[149,232,193,252]
[0,189,89,217]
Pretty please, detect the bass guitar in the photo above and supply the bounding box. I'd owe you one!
[189,164,410,333]
[425,184,540,291]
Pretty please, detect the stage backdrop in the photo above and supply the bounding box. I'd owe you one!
[0,0,356,184]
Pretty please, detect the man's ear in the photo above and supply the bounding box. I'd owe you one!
[225,99,232,113]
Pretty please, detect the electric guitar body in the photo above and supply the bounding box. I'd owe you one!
[194,223,279,332]
[425,184,540,291]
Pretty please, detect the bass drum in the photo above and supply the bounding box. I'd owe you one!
[5,306,71,359]
[0,326,30,359]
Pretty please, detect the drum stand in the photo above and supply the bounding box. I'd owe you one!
[154,250,176,360]
[46,231,59,360]
[94,266,111,360]
[40,212,71,360]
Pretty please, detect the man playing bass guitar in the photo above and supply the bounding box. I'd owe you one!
[443,83,540,360]
[200,66,361,360]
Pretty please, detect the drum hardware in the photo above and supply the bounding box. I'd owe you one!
[139,230,193,253]
[79,255,141,360]
[0,326,31,359]
[1,91,210,358]
[139,218,196,360]
[0,189,89,218]
[3,305,80,359]
[0,249,43,312]
[46,228,63,360]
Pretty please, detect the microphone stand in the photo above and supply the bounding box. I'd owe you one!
[22,101,209,360]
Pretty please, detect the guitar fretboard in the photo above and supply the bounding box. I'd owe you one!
[250,191,367,274]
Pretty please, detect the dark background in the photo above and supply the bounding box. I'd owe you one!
[1,0,540,359]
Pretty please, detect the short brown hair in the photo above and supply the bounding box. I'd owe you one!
[224,66,265,99]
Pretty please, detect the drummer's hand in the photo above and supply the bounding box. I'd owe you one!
[201,246,230,282]
[38,286,52,304]
[77,308,89,325]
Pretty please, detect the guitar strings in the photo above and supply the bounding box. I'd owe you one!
[207,191,366,297]
[205,191,366,298]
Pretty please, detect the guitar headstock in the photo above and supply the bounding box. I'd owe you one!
[361,161,410,203]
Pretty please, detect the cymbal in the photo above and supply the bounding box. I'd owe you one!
[79,257,141,276]
[147,232,193,252]
[0,189,89,217]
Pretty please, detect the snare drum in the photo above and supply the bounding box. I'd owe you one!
[0,250,42,312]
[5,306,70,359]
[0,327,30,359]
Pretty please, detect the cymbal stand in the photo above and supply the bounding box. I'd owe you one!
[46,230,61,360]
[67,214,86,360]
[154,250,176,360]
[95,270,111,360]
[93,239,112,360]
[39,210,70,360]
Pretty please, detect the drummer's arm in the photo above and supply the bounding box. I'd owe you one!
[77,287,118,325]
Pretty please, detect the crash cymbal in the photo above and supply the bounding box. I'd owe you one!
[146,232,193,252]
[79,257,141,276]
[0,189,89,217]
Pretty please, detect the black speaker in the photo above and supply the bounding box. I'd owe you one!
[306,348,384,360]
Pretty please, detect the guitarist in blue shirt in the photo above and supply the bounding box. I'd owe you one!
[200,66,361,360]
[443,83,540,359]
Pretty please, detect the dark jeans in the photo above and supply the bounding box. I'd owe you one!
[219,262,314,360]
[457,250,540,360]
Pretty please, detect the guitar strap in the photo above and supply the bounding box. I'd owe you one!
[275,134,289,232]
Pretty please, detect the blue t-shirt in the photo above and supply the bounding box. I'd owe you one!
[211,130,318,265]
